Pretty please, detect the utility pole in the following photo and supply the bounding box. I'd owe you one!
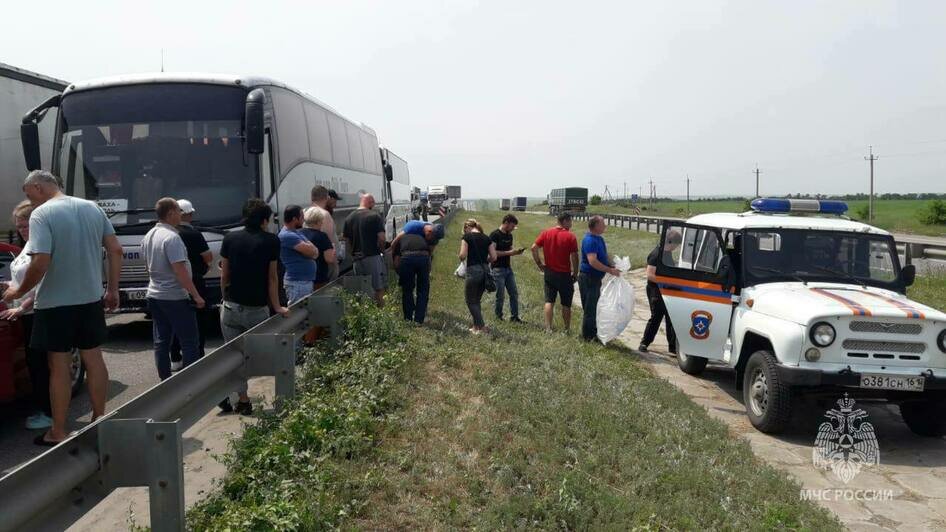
[754,164,761,197]
[686,175,691,216]
[865,146,878,220]
[648,178,654,209]
[623,181,627,201]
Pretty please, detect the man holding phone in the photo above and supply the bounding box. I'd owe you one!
[490,214,525,322]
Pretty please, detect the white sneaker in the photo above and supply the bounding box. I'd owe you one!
[25,413,53,430]
[170,360,184,371]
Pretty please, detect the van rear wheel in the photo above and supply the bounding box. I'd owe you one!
[742,350,792,433]
[677,352,708,375]
[900,399,946,437]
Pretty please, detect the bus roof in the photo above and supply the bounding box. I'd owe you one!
[63,71,376,135]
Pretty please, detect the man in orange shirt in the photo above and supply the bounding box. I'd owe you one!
[531,212,579,333]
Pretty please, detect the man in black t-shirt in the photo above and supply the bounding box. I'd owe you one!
[216,199,289,415]
[639,230,682,353]
[343,194,387,306]
[489,214,525,322]
[170,199,213,367]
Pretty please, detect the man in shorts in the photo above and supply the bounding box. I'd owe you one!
[3,170,122,445]
[531,212,579,333]
[310,186,341,280]
[343,193,387,306]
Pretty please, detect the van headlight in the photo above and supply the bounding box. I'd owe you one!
[809,322,836,347]
[938,329,946,353]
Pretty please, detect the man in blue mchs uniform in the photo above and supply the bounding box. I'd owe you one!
[400,220,445,249]
[578,215,621,341]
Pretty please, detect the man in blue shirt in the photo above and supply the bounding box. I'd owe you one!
[578,215,621,341]
[401,219,445,247]
[278,205,318,305]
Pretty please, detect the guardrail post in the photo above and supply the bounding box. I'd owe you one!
[243,333,298,406]
[343,274,374,298]
[305,289,346,346]
[98,418,185,532]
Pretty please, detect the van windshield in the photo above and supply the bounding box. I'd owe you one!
[57,83,258,230]
[742,229,901,289]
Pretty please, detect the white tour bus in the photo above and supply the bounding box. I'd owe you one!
[21,72,402,311]
[380,147,413,241]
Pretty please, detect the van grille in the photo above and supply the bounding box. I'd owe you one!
[121,264,148,277]
[849,321,921,335]
[841,339,926,353]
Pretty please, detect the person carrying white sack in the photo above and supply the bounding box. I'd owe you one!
[577,215,622,341]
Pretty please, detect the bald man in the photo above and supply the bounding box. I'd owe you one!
[343,193,387,305]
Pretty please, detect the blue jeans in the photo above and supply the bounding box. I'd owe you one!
[491,267,519,319]
[577,273,602,341]
[284,278,314,305]
[398,255,431,323]
[220,302,271,395]
[148,298,200,380]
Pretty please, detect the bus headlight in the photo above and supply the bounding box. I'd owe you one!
[938,329,946,353]
[809,322,836,347]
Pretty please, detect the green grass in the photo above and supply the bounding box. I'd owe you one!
[909,273,946,312]
[576,198,946,237]
[349,211,840,530]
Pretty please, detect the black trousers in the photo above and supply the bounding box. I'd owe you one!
[577,273,602,341]
[641,283,677,353]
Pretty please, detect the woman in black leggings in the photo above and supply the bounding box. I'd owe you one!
[458,218,497,334]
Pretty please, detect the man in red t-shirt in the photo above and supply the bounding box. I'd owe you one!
[531,212,580,332]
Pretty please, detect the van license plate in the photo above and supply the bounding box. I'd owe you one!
[859,373,925,392]
[124,290,148,301]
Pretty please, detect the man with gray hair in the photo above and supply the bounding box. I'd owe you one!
[578,215,621,341]
[3,170,122,446]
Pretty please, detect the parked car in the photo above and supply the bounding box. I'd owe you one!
[0,243,84,403]
[654,198,945,436]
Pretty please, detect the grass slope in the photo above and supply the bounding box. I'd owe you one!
[351,211,840,530]
[579,199,945,236]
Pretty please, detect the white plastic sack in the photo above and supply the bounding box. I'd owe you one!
[455,261,467,278]
[596,271,634,345]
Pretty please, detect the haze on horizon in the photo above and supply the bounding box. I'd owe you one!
[3,0,944,200]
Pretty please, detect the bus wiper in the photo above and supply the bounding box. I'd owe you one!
[107,208,155,219]
[748,265,807,284]
[810,265,867,289]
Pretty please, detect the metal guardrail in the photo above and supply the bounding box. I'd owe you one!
[0,275,379,532]
[573,212,946,266]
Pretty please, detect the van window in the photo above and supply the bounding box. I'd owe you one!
[663,226,722,273]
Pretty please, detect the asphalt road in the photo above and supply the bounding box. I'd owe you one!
[0,313,224,476]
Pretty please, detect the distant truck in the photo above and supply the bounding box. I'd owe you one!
[428,185,448,210]
[500,198,511,210]
[548,187,588,215]
[446,185,461,201]
[0,63,68,232]
[512,196,528,211]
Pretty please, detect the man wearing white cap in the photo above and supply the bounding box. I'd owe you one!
[169,199,213,369]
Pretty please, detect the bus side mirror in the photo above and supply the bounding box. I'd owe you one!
[244,89,265,155]
[21,122,41,171]
[901,264,916,287]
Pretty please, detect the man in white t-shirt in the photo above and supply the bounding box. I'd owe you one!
[141,197,205,380]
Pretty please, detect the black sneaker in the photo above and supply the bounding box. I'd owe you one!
[495,315,505,321]
[510,316,524,323]
[235,401,253,415]
[218,398,234,413]
[638,343,649,353]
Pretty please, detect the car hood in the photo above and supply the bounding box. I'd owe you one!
[746,282,946,324]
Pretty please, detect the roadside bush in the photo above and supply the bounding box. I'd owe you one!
[589,194,602,205]
[917,199,946,225]
[854,204,870,220]
[187,295,408,530]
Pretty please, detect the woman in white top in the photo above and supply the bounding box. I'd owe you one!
[1,200,52,430]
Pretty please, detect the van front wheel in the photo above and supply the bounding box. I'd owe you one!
[900,399,946,437]
[743,350,792,433]
[677,352,708,375]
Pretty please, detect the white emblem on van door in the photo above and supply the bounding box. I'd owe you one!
[812,395,879,484]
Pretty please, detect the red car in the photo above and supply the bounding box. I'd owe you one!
[0,243,84,403]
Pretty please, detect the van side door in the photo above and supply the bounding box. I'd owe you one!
[654,222,734,361]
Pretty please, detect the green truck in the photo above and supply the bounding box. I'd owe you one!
[548,187,588,216]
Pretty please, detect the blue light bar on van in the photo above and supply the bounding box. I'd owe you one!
[750,198,848,215]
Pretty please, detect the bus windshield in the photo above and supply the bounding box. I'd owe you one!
[57,83,258,229]
[742,228,901,289]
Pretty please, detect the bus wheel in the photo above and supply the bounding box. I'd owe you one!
[742,350,792,433]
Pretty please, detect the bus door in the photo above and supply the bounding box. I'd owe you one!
[654,222,734,361]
